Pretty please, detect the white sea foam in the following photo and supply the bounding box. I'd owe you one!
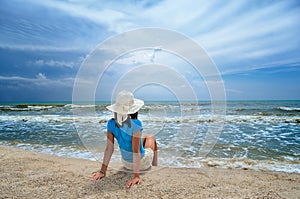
[278,106,300,111]
[1,140,299,174]
[158,156,300,174]
[1,101,299,174]
[0,141,96,160]
[0,115,108,124]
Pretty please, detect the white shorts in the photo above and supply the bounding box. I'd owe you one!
[122,148,154,171]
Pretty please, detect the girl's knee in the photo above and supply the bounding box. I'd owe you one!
[143,134,156,142]
[143,135,157,149]
[147,134,156,141]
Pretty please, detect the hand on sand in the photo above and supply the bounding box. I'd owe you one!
[126,176,140,189]
[91,172,105,180]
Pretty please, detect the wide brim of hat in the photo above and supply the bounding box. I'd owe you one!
[106,98,144,114]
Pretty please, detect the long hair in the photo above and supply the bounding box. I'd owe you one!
[130,112,138,119]
[113,112,138,128]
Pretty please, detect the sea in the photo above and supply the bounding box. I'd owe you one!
[0,101,299,173]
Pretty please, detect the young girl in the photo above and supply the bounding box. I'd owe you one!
[92,91,158,188]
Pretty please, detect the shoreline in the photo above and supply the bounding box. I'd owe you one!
[1,146,299,198]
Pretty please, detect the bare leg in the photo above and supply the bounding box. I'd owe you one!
[142,134,158,166]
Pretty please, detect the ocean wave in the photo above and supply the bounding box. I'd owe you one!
[0,115,107,124]
[158,156,300,174]
[0,104,65,112]
[142,115,300,124]
[0,114,299,124]
[2,140,299,174]
[204,157,300,173]
[0,141,96,160]
[278,106,300,111]
[67,104,97,108]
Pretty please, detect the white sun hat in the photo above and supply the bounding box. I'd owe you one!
[106,90,144,125]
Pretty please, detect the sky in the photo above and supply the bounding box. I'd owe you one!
[0,0,300,102]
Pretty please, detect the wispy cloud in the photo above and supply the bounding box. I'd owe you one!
[0,0,106,52]
[0,75,74,88]
[36,73,47,80]
[3,0,299,71]
[221,58,300,75]
[28,0,135,33]
[1,0,299,100]
[130,0,300,74]
[30,59,77,68]
[193,1,300,73]
[0,44,84,52]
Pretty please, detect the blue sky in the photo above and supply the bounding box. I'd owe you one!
[0,0,300,102]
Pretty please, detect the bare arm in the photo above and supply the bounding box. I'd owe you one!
[101,131,114,172]
[126,130,141,188]
[92,131,114,180]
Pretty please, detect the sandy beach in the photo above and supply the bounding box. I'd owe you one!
[0,146,299,199]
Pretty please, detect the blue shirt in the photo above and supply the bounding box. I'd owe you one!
[107,118,145,162]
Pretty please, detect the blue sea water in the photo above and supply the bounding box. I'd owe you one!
[0,101,299,173]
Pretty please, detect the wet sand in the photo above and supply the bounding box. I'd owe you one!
[0,146,299,198]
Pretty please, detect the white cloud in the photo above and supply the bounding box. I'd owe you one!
[137,0,300,73]
[114,48,162,65]
[0,75,74,88]
[0,44,83,52]
[28,0,135,33]
[19,0,300,74]
[36,73,47,80]
[2,0,300,101]
[199,6,298,53]
[31,59,76,68]
[221,57,300,75]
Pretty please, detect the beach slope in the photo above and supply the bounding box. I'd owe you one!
[0,146,299,198]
